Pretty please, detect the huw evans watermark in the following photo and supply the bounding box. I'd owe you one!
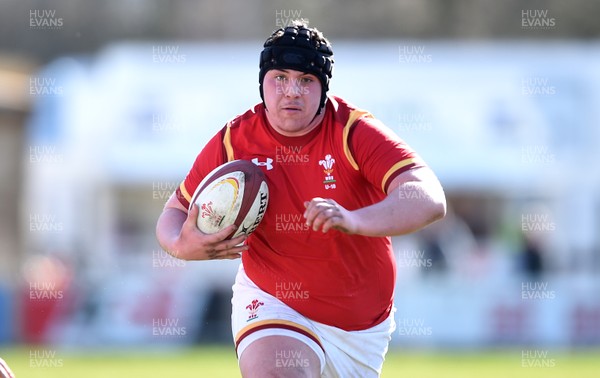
[275,213,309,233]
[399,45,432,64]
[275,145,309,165]
[275,10,303,28]
[152,317,187,337]
[29,145,64,163]
[152,45,187,64]
[521,212,556,233]
[29,349,64,368]
[275,349,310,369]
[152,181,179,201]
[521,77,557,96]
[521,281,556,300]
[521,145,556,165]
[521,350,556,367]
[397,249,432,269]
[29,77,64,96]
[29,213,64,233]
[152,249,186,268]
[397,318,432,337]
[521,10,556,30]
[30,9,63,29]
[398,112,433,133]
[275,281,309,301]
[29,282,64,300]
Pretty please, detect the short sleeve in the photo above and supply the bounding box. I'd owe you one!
[175,127,227,209]
[349,117,425,193]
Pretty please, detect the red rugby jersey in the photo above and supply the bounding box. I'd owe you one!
[176,96,424,331]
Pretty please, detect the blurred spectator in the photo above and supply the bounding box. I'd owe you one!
[412,206,489,278]
[517,232,545,278]
[416,223,448,275]
[19,254,74,345]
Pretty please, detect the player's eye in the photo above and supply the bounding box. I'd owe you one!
[300,77,313,84]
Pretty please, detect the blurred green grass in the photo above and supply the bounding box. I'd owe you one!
[1,346,599,378]
[382,349,600,378]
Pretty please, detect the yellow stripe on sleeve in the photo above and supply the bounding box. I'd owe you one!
[342,109,371,171]
[223,121,235,162]
[234,319,321,345]
[179,181,191,203]
[381,158,416,192]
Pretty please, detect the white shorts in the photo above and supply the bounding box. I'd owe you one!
[231,265,396,377]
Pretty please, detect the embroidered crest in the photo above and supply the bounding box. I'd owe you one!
[245,299,265,321]
[319,154,337,190]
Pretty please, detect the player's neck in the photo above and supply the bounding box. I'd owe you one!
[266,109,326,138]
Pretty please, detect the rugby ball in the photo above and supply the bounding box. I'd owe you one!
[189,160,269,239]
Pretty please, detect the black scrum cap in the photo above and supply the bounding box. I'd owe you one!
[259,25,334,114]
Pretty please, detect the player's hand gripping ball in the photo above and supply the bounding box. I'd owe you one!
[189,160,269,239]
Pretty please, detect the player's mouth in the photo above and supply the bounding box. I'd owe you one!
[280,103,303,112]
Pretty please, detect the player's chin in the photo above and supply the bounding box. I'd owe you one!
[278,113,308,126]
[278,123,311,135]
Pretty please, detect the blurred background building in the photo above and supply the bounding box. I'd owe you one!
[1,0,599,349]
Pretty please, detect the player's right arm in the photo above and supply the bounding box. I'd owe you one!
[156,192,248,261]
[156,123,248,261]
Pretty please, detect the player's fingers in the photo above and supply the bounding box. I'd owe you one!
[308,204,337,231]
[187,203,199,220]
[314,207,341,232]
[208,249,243,260]
[304,197,325,209]
[202,224,239,244]
[182,204,201,232]
[305,205,325,228]
[210,243,246,260]
[303,197,327,217]
[303,198,332,226]
[213,237,248,254]
[320,210,343,233]
[183,204,198,229]
[219,246,248,260]
[228,233,248,246]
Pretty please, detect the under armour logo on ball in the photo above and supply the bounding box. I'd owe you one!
[251,157,274,170]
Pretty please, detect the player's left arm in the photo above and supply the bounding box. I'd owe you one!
[304,166,446,236]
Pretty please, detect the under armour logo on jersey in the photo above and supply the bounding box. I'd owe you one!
[252,157,274,170]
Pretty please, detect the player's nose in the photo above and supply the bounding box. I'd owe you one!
[283,80,304,98]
